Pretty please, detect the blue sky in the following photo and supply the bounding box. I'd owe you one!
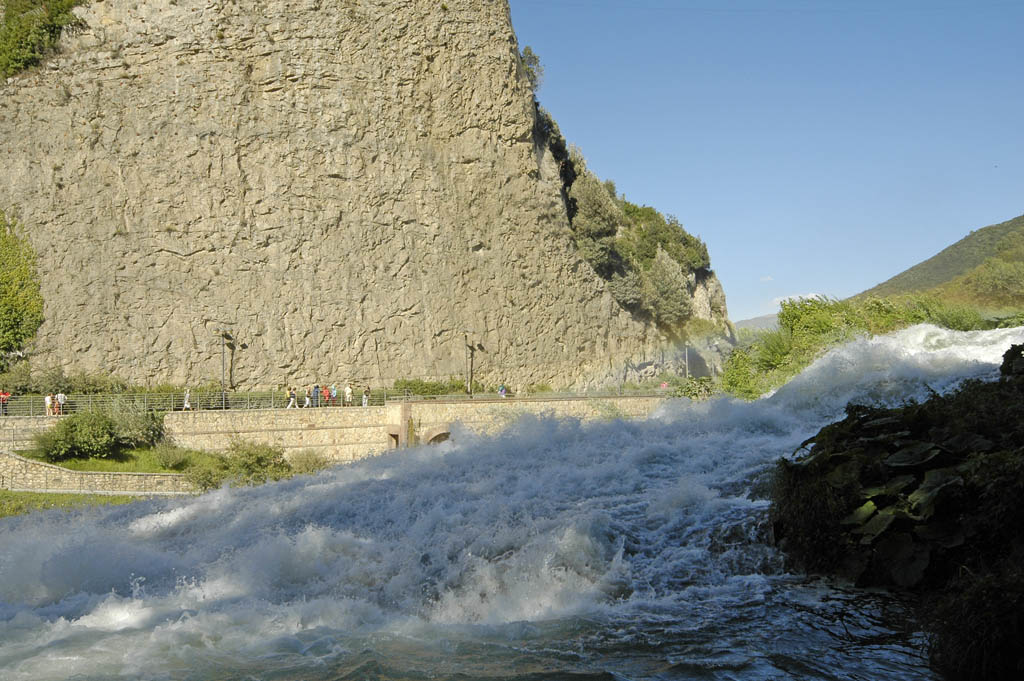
[507,0,1024,321]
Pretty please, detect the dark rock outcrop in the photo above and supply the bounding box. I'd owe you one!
[771,344,1024,680]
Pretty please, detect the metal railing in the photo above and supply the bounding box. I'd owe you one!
[0,386,668,418]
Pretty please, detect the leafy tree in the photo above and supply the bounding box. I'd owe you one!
[642,248,692,327]
[0,211,43,368]
[562,147,714,335]
[570,170,621,241]
[519,45,543,90]
[0,0,82,77]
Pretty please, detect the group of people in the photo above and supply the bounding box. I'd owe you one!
[44,392,67,415]
[0,390,66,416]
[284,383,371,409]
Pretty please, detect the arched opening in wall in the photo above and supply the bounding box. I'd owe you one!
[427,432,450,445]
[388,432,399,449]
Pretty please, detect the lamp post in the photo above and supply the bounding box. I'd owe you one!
[464,330,475,397]
[216,329,232,409]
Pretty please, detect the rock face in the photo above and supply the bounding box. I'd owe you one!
[0,0,731,389]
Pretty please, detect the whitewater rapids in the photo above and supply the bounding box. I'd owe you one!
[1,324,1021,680]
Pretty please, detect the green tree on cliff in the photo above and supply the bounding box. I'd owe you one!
[0,211,44,367]
[519,45,543,90]
[0,0,82,77]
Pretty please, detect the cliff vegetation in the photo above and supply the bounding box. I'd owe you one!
[0,0,82,77]
[564,150,713,337]
[0,211,43,369]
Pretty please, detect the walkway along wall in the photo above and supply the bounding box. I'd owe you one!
[1,395,667,494]
[163,395,667,461]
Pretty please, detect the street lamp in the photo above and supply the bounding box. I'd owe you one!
[464,330,474,396]
[216,330,232,409]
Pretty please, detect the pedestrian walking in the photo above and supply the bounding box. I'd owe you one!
[286,387,297,409]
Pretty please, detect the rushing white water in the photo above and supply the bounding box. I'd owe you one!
[2,324,1021,681]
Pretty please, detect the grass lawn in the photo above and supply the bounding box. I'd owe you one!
[17,445,223,474]
[0,490,139,519]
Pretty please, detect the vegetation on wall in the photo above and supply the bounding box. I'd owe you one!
[0,0,83,77]
[0,211,44,369]
[523,49,713,339]
[722,295,989,399]
[565,151,711,336]
[519,45,543,91]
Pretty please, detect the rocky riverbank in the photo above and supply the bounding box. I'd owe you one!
[771,343,1024,680]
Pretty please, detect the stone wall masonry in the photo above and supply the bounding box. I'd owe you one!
[165,395,668,460]
[0,451,194,495]
[407,396,665,440]
[0,417,57,451]
[0,395,668,494]
[164,407,395,462]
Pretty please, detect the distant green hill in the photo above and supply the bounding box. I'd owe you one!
[857,214,1024,309]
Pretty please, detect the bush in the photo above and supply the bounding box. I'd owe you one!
[927,564,1024,680]
[34,411,119,461]
[393,377,474,396]
[723,296,995,399]
[288,449,332,475]
[225,440,292,486]
[185,458,230,492]
[150,443,195,471]
[670,376,715,400]
[105,399,163,448]
[0,0,83,77]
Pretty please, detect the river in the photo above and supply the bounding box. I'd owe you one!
[2,324,1021,680]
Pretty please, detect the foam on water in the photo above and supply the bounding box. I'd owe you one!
[1,324,1020,680]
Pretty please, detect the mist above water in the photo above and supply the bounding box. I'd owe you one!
[2,324,1021,681]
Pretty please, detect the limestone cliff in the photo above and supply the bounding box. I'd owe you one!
[0,0,731,389]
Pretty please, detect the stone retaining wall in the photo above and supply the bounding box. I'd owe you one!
[1,395,667,494]
[408,396,664,439]
[0,417,58,452]
[164,407,393,462]
[165,395,667,461]
[0,451,194,495]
